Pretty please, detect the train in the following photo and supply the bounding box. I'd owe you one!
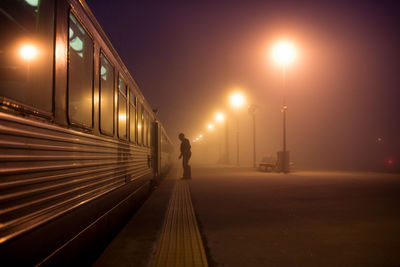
[0,0,174,265]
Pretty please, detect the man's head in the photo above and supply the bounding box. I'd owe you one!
[178,133,185,141]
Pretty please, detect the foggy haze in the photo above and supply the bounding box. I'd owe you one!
[87,0,400,172]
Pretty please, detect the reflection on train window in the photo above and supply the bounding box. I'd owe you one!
[0,0,55,113]
[145,111,150,147]
[118,75,127,140]
[129,90,136,142]
[137,102,142,145]
[99,53,114,136]
[141,106,145,146]
[68,12,93,127]
[143,111,148,146]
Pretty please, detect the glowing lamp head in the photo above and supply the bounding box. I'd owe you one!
[229,92,245,109]
[273,41,295,64]
[215,112,225,123]
[19,44,38,61]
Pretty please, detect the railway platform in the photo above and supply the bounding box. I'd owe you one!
[93,165,400,267]
[93,166,208,267]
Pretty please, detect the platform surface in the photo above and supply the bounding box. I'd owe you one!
[190,166,400,267]
[94,165,400,267]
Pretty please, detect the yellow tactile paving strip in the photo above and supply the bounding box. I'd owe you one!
[152,179,208,267]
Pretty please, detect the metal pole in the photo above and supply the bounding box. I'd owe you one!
[282,64,288,173]
[236,116,239,166]
[253,112,256,168]
[225,119,229,164]
[283,106,286,154]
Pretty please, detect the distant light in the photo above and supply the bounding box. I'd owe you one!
[207,123,214,131]
[388,160,393,164]
[229,92,246,109]
[215,112,225,123]
[272,41,295,64]
[199,134,203,138]
[196,137,199,141]
[19,44,38,61]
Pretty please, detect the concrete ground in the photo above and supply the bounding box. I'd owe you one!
[93,168,177,267]
[189,166,400,267]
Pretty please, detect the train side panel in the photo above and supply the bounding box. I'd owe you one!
[0,0,172,264]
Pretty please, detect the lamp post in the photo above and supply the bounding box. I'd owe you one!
[229,91,246,166]
[215,112,226,163]
[248,104,258,168]
[273,41,295,173]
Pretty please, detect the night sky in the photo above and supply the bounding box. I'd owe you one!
[86,0,400,172]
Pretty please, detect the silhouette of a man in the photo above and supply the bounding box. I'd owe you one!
[178,133,191,179]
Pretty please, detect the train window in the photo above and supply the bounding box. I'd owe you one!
[146,112,151,146]
[118,75,127,140]
[143,111,147,146]
[137,102,142,145]
[129,90,136,142]
[99,53,114,136]
[141,106,145,146]
[68,12,93,128]
[144,111,148,147]
[0,0,54,113]
[147,113,151,146]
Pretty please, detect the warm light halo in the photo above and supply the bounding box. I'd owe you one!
[207,123,214,131]
[215,112,225,123]
[229,91,246,109]
[272,41,295,64]
[19,43,38,61]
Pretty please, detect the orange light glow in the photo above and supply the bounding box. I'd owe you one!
[215,112,225,123]
[19,44,38,61]
[272,41,295,64]
[229,91,246,109]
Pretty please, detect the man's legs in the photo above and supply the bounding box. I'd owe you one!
[184,155,191,178]
[182,155,190,178]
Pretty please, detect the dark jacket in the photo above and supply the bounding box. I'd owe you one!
[180,138,191,157]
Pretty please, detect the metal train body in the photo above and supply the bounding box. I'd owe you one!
[0,0,173,264]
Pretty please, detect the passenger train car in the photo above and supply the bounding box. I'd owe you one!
[0,0,173,265]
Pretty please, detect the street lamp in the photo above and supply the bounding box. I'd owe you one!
[215,112,225,123]
[272,41,296,173]
[229,91,246,166]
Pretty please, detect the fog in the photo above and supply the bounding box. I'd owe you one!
[87,1,400,172]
